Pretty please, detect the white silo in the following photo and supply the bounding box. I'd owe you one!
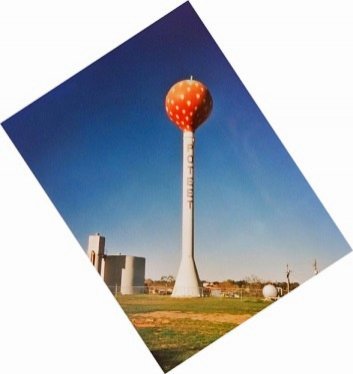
[120,255,146,295]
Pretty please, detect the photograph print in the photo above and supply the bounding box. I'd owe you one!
[2,2,351,372]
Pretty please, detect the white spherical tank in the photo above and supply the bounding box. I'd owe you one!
[262,284,278,299]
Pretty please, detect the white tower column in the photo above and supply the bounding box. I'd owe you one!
[172,131,201,297]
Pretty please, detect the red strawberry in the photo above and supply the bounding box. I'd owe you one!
[165,79,212,132]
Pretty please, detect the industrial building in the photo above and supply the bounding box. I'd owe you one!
[87,233,145,295]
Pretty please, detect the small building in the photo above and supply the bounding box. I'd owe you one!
[87,233,145,295]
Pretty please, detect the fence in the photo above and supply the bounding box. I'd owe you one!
[107,284,277,298]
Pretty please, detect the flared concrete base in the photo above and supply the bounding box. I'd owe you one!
[171,257,201,297]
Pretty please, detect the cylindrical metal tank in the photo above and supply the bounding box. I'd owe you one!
[121,256,145,295]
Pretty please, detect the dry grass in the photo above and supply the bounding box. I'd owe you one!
[117,294,270,372]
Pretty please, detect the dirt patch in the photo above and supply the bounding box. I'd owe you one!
[130,311,251,328]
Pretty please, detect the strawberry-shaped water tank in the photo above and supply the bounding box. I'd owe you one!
[165,78,212,132]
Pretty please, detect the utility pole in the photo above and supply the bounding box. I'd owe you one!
[286,264,292,294]
[313,259,319,275]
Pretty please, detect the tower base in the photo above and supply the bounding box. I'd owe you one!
[172,257,202,297]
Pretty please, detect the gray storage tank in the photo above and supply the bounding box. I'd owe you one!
[87,234,145,295]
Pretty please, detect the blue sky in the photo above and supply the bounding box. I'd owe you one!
[2,2,351,283]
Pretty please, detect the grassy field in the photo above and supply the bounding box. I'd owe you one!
[117,295,271,372]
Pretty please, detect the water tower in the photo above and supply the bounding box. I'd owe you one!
[165,77,212,297]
